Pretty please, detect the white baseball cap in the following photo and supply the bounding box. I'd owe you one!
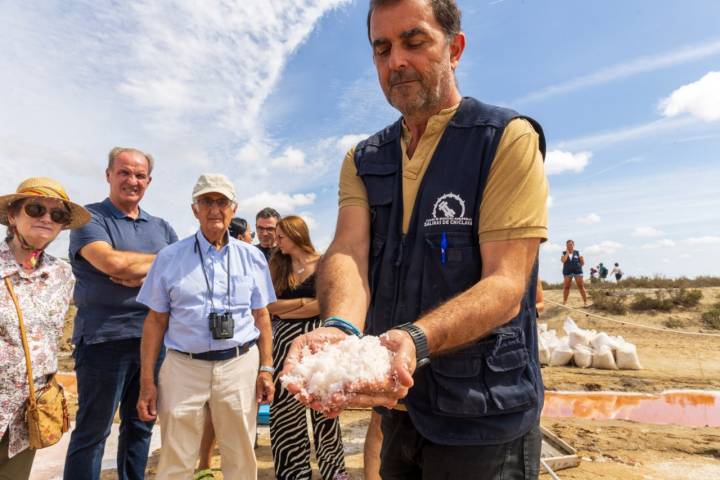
[192,173,236,202]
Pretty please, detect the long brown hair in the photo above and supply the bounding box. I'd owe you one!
[269,215,318,295]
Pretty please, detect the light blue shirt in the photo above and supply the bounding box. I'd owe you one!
[137,231,276,353]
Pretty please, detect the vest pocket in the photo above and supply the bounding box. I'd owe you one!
[429,330,537,418]
[357,161,397,207]
[420,232,479,313]
[483,330,537,413]
[429,351,490,417]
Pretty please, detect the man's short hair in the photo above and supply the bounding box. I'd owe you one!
[255,207,280,222]
[229,217,248,238]
[107,147,155,174]
[366,0,462,42]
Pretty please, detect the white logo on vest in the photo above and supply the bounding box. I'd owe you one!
[424,193,473,227]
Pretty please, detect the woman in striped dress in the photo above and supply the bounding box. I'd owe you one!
[268,216,347,480]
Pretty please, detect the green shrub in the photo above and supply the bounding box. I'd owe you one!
[701,307,720,330]
[671,288,703,308]
[631,291,673,312]
[589,289,627,315]
[663,317,685,329]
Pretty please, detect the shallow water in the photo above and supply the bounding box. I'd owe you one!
[542,390,720,427]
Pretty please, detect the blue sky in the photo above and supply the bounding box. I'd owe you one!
[1,0,718,282]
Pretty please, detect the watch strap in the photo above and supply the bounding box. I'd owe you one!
[394,323,430,367]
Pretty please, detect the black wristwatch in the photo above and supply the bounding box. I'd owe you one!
[394,323,431,368]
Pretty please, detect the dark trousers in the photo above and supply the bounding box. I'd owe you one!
[379,410,541,480]
[64,338,163,480]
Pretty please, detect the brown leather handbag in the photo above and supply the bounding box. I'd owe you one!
[4,276,70,449]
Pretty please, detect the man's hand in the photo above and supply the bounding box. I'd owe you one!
[256,372,275,405]
[110,276,145,288]
[281,327,416,417]
[137,381,158,421]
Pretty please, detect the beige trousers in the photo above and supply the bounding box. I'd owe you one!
[155,347,259,480]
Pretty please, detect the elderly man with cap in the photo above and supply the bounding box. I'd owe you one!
[136,173,275,480]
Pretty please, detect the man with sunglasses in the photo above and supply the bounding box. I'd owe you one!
[136,173,274,479]
[65,147,178,480]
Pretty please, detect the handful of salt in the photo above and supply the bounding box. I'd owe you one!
[281,335,393,408]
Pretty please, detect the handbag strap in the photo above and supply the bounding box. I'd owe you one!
[4,276,37,410]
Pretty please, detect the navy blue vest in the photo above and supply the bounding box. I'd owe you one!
[354,97,545,445]
[563,250,582,276]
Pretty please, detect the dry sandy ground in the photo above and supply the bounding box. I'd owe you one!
[57,286,720,479]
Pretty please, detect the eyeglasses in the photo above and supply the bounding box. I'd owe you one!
[256,226,276,233]
[196,197,233,209]
[24,203,72,225]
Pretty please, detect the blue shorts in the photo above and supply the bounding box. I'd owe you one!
[564,272,583,278]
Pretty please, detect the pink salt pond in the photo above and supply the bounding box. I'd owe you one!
[542,390,720,427]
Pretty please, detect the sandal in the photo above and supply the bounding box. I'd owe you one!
[193,469,215,480]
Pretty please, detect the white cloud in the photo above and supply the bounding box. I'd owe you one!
[660,71,720,122]
[541,242,563,253]
[577,213,601,225]
[641,239,676,249]
[237,192,316,217]
[585,241,622,256]
[514,39,720,105]
[632,226,664,237]
[271,147,307,169]
[684,236,720,246]
[545,150,591,175]
[546,195,554,209]
[555,117,695,152]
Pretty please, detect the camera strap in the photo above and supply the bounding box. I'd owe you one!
[195,234,231,312]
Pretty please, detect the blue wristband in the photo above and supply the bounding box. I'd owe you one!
[322,317,362,337]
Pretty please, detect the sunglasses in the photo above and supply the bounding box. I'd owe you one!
[24,202,72,225]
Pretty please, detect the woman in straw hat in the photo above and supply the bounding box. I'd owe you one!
[0,177,90,479]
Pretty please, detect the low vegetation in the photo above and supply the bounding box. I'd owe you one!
[589,289,628,315]
[630,288,703,312]
[663,317,685,329]
[542,276,720,290]
[701,307,720,330]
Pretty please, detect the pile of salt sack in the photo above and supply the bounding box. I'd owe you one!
[280,335,393,408]
[538,317,641,370]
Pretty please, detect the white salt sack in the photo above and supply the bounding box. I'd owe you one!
[538,336,551,366]
[573,345,593,368]
[616,342,642,370]
[591,345,618,370]
[568,330,591,349]
[549,345,573,367]
[563,316,579,335]
[280,335,392,407]
[591,332,620,353]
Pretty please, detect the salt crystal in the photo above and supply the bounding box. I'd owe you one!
[281,335,393,407]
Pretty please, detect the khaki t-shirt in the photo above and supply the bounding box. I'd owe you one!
[338,103,548,242]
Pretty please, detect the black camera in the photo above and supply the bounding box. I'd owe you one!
[209,312,234,340]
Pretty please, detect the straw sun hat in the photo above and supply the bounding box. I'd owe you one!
[0,177,91,230]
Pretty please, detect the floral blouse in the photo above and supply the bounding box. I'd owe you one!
[0,240,74,457]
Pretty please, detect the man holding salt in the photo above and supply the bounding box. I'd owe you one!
[282,0,549,478]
